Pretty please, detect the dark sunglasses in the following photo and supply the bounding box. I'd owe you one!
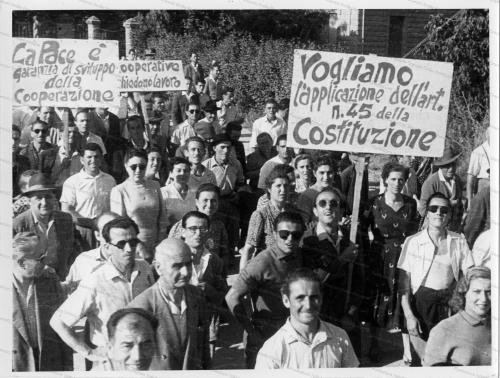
[278,230,303,241]
[317,199,339,208]
[129,164,146,171]
[188,109,201,114]
[109,238,141,249]
[33,129,48,135]
[427,205,449,215]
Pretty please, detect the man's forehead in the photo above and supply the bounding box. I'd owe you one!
[429,197,449,206]
[316,191,336,202]
[109,226,135,239]
[83,150,100,157]
[316,165,332,172]
[115,314,154,337]
[276,221,301,231]
[185,216,207,227]
[289,279,321,296]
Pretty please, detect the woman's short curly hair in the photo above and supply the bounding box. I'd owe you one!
[449,266,491,314]
[381,162,409,183]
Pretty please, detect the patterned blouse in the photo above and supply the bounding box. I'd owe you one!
[246,201,298,252]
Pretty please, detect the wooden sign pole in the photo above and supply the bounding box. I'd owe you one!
[344,156,366,313]
[60,107,70,155]
[140,94,152,143]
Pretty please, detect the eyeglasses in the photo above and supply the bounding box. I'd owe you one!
[129,164,147,171]
[109,238,141,249]
[317,199,339,208]
[32,129,48,135]
[427,205,449,215]
[188,109,201,114]
[277,230,303,241]
[185,226,208,234]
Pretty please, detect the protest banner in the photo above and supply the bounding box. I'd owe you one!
[287,49,454,157]
[118,60,186,92]
[12,38,120,108]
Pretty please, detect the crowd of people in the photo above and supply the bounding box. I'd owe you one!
[11,50,492,372]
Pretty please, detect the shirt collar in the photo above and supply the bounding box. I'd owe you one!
[437,168,455,183]
[270,245,296,261]
[316,222,335,243]
[282,318,328,345]
[102,261,140,281]
[80,169,103,179]
[31,210,54,225]
[159,283,187,314]
[459,310,488,326]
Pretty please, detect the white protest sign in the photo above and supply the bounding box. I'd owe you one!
[287,49,454,157]
[118,60,186,92]
[12,38,119,107]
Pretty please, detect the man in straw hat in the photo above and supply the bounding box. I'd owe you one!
[13,173,75,279]
[419,145,464,232]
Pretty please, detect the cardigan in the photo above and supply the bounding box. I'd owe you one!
[128,283,211,370]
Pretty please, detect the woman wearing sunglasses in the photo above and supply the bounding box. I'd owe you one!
[365,162,419,364]
[301,187,359,327]
[239,165,299,270]
[397,192,474,365]
[110,148,168,262]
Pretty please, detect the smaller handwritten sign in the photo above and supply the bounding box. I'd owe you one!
[118,60,186,92]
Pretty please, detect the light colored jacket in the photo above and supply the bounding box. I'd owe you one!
[397,229,474,294]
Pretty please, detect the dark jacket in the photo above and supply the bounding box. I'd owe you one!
[171,93,189,126]
[20,142,57,175]
[128,283,211,370]
[12,272,73,371]
[301,222,363,321]
[464,185,490,248]
[13,210,76,280]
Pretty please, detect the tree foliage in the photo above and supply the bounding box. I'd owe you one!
[415,10,489,177]
[132,10,330,112]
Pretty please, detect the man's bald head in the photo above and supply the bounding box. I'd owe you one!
[154,238,193,290]
[95,211,121,245]
[155,238,191,262]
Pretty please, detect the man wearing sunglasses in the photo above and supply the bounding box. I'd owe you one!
[50,217,154,368]
[19,119,58,175]
[301,188,360,331]
[398,192,474,365]
[171,101,202,153]
[12,232,73,371]
[226,211,305,368]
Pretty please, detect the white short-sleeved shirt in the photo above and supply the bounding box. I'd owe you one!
[171,120,197,146]
[250,116,287,148]
[52,260,154,347]
[397,229,474,294]
[63,247,106,291]
[467,141,490,179]
[60,169,116,219]
[255,318,359,369]
[472,229,491,268]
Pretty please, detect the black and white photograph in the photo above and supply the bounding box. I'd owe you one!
[0,1,498,376]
